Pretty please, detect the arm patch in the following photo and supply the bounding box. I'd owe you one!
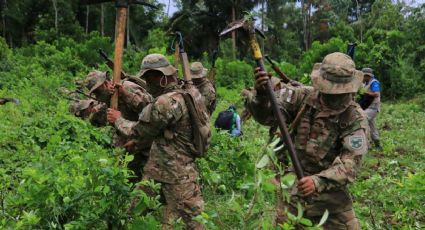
[343,129,368,155]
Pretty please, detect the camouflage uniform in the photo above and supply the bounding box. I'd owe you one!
[190,62,216,116]
[115,54,204,230]
[240,77,282,122]
[246,52,368,229]
[84,70,153,180]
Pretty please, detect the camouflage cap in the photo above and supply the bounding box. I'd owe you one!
[69,99,95,116]
[190,62,208,79]
[362,67,374,77]
[136,54,177,78]
[84,70,110,94]
[310,52,363,94]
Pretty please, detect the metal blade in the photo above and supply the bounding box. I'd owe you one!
[219,18,247,36]
[255,27,265,39]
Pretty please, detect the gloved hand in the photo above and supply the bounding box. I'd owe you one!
[254,67,272,95]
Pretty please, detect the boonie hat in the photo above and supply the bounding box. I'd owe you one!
[69,99,95,116]
[310,52,363,94]
[362,67,374,77]
[190,62,208,79]
[137,54,177,78]
[84,70,110,94]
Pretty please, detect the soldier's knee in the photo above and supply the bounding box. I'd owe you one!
[345,217,360,230]
[321,209,360,230]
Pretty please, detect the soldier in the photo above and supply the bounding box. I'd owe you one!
[83,70,153,180]
[360,67,381,149]
[106,54,205,229]
[69,99,102,119]
[246,52,369,229]
[240,77,282,122]
[190,62,217,116]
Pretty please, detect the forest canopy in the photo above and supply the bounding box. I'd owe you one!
[1,0,424,98]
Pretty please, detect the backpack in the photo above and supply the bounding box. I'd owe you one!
[126,76,147,89]
[176,87,211,158]
[214,110,235,131]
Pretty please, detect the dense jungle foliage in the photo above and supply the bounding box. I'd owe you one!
[1,0,424,229]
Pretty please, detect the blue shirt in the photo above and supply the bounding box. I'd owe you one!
[370,77,380,92]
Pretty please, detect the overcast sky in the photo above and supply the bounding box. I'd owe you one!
[157,0,425,17]
[157,0,179,17]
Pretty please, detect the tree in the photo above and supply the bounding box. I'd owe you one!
[168,0,261,59]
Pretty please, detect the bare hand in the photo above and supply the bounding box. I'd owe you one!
[107,108,121,124]
[115,83,127,95]
[297,176,316,197]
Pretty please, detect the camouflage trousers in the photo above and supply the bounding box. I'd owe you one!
[132,181,205,230]
[162,182,205,230]
[275,201,360,229]
[308,209,360,230]
[273,174,360,229]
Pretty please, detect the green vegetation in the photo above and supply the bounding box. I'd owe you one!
[1,0,424,229]
[1,36,424,228]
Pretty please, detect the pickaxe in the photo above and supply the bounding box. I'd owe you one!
[81,0,157,109]
[171,31,193,85]
[220,18,305,180]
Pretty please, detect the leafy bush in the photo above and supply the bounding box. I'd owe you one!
[215,58,253,89]
[0,36,164,229]
[299,37,346,74]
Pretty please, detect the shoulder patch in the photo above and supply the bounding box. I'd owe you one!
[349,135,365,150]
[278,85,297,104]
[343,129,368,155]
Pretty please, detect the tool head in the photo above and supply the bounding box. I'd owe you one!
[219,17,265,39]
[219,18,249,36]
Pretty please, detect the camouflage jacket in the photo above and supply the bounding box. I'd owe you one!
[194,79,216,116]
[83,80,153,126]
[73,80,153,151]
[246,84,369,216]
[114,83,199,184]
[69,99,107,126]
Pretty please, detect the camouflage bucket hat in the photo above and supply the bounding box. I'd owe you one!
[190,62,208,79]
[310,52,363,94]
[84,70,110,94]
[136,54,177,78]
[362,67,374,77]
[69,99,94,116]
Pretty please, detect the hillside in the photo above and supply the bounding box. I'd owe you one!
[1,38,424,229]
